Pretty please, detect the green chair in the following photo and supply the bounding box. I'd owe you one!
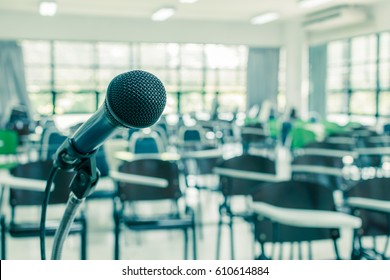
[267,119,281,141]
[288,126,317,150]
[322,121,348,137]
[0,130,19,169]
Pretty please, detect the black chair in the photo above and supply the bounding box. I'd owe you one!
[355,135,390,172]
[213,154,277,259]
[346,177,390,259]
[291,154,351,192]
[251,180,361,260]
[241,126,276,156]
[112,159,196,260]
[178,125,209,151]
[0,160,87,259]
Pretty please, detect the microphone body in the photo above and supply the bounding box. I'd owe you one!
[70,104,116,155]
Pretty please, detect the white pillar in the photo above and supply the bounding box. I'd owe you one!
[284,19,309,119]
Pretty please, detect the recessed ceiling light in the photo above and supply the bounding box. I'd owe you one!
[151,7,175,21]
[180,0,198,3]
[299,0,334,9]
[39,1,57,16]
[251,12,280,25]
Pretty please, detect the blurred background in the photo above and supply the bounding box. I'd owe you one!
[0,0,389,260]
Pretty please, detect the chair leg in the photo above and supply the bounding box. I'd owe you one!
[216,212,223,260]
[298,242,303,260]
[289,242,294,260]
[114,218,121,260]
[351,229,363,260]
[192,223,197,260]
[197,189,203,240]
[81,218,87,260]
[308,241,313,260]
[332,239,341,260]
[229,216,235,260]
[184,229,188,260]
[1,216,6,260]
[279,242,284,260]
[256,241,270,260]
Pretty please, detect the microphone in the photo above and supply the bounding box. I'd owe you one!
[55,70,167,170]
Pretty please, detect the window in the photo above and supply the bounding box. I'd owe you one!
[22,41,248,116]
[326,32,390,119]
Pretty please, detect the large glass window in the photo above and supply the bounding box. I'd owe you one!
[326,32,390,119]
[22,41,248,116]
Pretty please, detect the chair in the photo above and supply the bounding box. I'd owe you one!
[128,130,165,154]
[251,180,361,259]
[0,160,87,259]
[39,127,67,160]
[240,126,275,155]
[213,154,277,259]
[291,153,354,193]
[346,177,390,259]
[384,124,390,135]
[0,130,19,170]
[178,125,207,151]
[112,159,196,260]
[355,135,390,172]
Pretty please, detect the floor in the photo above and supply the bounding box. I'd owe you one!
[1,144,389,260]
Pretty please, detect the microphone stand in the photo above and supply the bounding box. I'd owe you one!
[51,139,100,260]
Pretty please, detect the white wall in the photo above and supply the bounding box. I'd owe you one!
[308,0,390,44]
[0,12,283,46]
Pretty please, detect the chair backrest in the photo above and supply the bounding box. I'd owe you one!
[252,180,339,243]
[128,130,164,154]
[355,135,390,168]
[40,127,67,160]
[384,124,390,135]
[347,177,390,236]
[0,129,18,155]
[9,160,75,207]
[178,125,206,149]
[116,159,182,202]
[241,127,268,143]
[216,154,276,196]
[299,141,356,155]
[291,154,346,191]
[183,128,202,142]
[6,106,32,137]
[288,126,317,150]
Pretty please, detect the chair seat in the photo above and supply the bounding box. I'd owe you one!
[123,216,193,231]
[9,220,84,238]
[252,202,361,229]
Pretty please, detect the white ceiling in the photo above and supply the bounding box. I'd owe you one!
[0,0,383,22]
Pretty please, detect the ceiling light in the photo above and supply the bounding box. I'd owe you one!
[251,12,280,25]
[180,0,198,3]
[151,7,175,21]
[39,1,57,16]
[299,0,334,9]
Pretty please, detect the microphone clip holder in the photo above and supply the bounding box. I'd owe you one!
[54,138,100,200]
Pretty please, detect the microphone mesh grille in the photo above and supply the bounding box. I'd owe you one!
[106,70,166,128]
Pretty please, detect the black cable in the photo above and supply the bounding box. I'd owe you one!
[40,166,59,260]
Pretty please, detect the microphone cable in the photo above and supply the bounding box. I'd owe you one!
[40,165,59,260]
